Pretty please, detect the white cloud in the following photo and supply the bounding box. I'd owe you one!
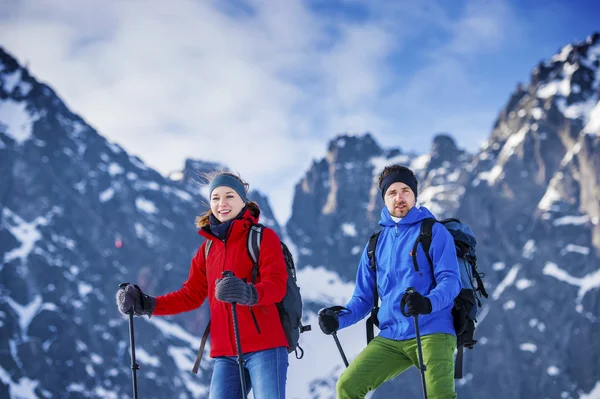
[0,0,519,223]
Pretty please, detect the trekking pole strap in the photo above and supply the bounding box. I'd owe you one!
[192,321,211,374]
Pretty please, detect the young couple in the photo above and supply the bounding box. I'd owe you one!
[117,165,460,399]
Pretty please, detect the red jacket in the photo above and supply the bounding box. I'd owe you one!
[153,208,289,357]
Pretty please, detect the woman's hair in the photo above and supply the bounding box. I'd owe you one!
[195,171,259,228]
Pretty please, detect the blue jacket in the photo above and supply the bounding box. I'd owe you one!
[338,205,461,340]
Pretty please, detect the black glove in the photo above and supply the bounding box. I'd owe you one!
[215,276,258,305]
[402,291,432,316]
[318,308,340,335]
[116,284,156,317]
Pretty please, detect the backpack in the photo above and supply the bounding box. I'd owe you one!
[192,223,310,374]
[366,217,488,379]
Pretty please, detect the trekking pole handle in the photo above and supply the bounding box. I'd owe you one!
[400,287,417,317]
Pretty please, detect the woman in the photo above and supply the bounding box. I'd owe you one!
[116,171,289,398]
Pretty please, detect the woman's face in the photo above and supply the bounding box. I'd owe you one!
[210,186,246,223]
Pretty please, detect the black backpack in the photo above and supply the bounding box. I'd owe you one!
[192,224,310,373]
[366,217,488,379]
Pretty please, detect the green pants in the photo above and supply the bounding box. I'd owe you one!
[336,333,457,399]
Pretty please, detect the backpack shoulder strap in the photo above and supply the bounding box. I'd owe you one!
[204,240,213,259]
[367,231,381,271]
[411,218,436,272]
[247,223,264,284]
[366,230,381,345]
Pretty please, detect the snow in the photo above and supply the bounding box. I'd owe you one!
[136,348,160,367]
[411,154,430,171]
[129,155,148,170]
[1,68,22,93]
[537,79,570,99]
[0,366,39,399]
[106,141,123,154]
[295,266,356,304]
[78,282,93,297]
[520,343,537,353]
[552,44,573,62]
[169,171,184,181]
[99,187,115,202]
[503,300,516,310]
[90,353,103,365]
[584,102,600,135]
[553,215,590,226]
[0,99,38,144]
[561,142,582,167]
[562,96,598,123]
[136,197,158,214]
[531,107,544,119]
[146,317,201,348]
[351,245,362,255]
[371,153,412,176]
[341,223,357,237]
[492,264,520,300]
[538,185,562,211]
[67,383,85,393]
[561,244,590,256]
[138,181,160,191]
[418,184,449,205]
[5,295,43,338]
[522,240,536,259]
[163,186,194,202]
[580,381,600,399]
[168,346,195,370]
[93,386,118,399]
[543,262,600,303]
[547,366,560,376]
[108,162,124,176]
[500,124,528,160]
[493,262,506,271]
[516,279,534,290]
[3,208,51,265]
[167,346,209,397]
[135,222,156,245]
[479,165,503,185]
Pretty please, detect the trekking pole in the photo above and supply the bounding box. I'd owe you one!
[319,306,350,367]
[402,287,428,399]
[332,332,349,367]
[222,271,247,398]
[118,283,139,399]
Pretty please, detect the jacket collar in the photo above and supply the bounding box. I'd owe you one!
[379,203,435,228]
[199,207,259,242]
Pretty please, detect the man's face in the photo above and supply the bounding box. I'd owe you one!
[384,181,416,218]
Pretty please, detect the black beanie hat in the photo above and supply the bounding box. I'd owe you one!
[380,170,418,200]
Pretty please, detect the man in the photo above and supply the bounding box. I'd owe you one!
[318,164,461,399]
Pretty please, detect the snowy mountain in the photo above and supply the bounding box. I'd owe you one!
[0,46,280,398]
[286,33,600,399]
[2,31,600,399]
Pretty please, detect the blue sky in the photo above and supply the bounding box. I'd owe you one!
[1,0,598,223]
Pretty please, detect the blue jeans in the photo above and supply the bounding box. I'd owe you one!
[209,346,288,399]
